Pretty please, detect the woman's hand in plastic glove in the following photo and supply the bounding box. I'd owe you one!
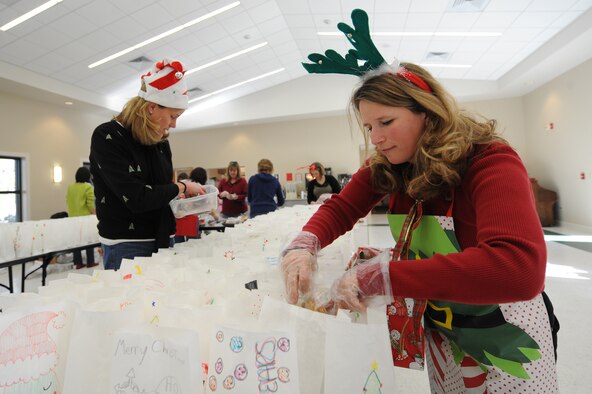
[219,190,230,199]
[281,249,317,304]
[330,260,392,312]
[185,181,206,197]
[328,270,366,311]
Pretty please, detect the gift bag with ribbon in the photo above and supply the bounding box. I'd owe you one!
[347,246,427,370]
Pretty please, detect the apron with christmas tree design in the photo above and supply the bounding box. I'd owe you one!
[386,194,558,393]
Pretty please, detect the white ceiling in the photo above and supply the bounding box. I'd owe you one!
[1,0,592,130]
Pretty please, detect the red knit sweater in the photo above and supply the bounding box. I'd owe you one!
[218,177,248,216]
[303,143,547,305]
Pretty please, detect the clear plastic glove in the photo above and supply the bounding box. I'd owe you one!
[280,231,321,304]
[329,255,392,312]
[316,193,334,204]
[219,190,230,199]
[182,181,206,197]
[229,193,238,200]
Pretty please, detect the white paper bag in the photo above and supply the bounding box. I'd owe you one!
[324,318,396,393]
[0,301,76,393]
[109,325,201,394]
[62,306,144,394]
[206,324,299,393]
[259,297,330,394]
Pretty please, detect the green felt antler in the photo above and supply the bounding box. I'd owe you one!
[302,9,386,76]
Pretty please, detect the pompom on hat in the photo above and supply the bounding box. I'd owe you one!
[138,58,189,109]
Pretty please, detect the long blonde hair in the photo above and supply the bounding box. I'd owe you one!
[114,96,164,145]
[351,62,505,200]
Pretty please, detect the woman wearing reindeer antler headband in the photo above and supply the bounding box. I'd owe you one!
[280,9,558,393]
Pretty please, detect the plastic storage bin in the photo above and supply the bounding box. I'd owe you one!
[169,185,219,218]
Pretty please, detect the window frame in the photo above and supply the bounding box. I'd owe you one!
[0,155,24,223]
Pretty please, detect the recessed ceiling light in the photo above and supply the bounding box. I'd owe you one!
[64,101,73,105]
[189,68,285,103]
[185,42,268,75]
[88,1,241,69]
[318,31,501,37]
[0,0,63,31]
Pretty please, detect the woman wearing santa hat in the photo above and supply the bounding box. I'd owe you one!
[90,59,205,270]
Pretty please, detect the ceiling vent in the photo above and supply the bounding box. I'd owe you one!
[186,87,202,97]
[127,55,154,70]
[447,0,490,12]
[424,52,451,62]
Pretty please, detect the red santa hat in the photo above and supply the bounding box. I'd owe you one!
[0,311,63,386]
[138,58,188,109]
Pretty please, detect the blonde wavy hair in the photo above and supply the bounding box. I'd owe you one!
[351,62,506,201]
[257,159,273,174]
[114,96,165,145]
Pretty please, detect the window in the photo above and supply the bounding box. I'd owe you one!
[0,156,22,222]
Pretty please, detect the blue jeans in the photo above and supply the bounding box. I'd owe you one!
[174,235,199,243]
[102,239,173,270]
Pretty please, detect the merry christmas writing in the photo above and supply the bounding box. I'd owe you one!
[114,338,186,366]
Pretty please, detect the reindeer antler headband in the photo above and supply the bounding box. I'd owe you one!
[302,9,432,93]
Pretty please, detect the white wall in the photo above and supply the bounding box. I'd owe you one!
[461,97,527,159]
[168,114,366,184]
[170,96,529,182]
[0,93,107,220]
[523,58,592,229]
[3,60,592,229]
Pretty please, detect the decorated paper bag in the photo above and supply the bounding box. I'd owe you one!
[109,325,201,394]
[14,220,35,258]
[259,297,330,394]
[158,304,225,366]
[30,220,45,255]
[0,222,18,262]
[206,324,299,393]
[0,301,77,393]
[324,317,396,393]
[62,305,144,393]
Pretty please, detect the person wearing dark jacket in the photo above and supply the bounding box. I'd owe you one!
[247,159,285,218]
[90,59,205,270]
[306,161,341,204]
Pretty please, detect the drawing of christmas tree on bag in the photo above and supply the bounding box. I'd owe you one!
[362,362,383,393]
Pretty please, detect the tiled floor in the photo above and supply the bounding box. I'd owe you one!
[1,214,590,392]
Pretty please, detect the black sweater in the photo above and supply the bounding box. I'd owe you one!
[90,120,179,248]
[307,174,341,204]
